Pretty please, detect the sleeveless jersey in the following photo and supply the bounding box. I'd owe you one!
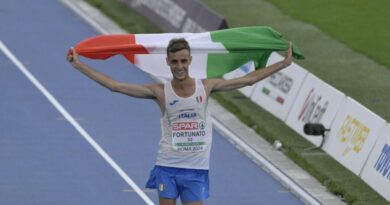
[156,79,212,170]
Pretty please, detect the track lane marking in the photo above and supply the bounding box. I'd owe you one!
[0,41,154,205]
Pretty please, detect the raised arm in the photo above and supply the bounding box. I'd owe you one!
[204,42,293,95]
[67,48,160,99]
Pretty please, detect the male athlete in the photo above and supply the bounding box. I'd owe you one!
[67,38,292,205]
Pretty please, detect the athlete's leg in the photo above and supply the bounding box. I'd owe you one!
[183,201,203,205]
[159,197,176,205]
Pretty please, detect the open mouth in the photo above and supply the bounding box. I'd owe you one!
[175,70,185,76]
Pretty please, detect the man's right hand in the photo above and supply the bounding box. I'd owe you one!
[67,47,81,68]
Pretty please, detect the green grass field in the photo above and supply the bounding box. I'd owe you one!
[267,0,390,69]
[86,0,390,204]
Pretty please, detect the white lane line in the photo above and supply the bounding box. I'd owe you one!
[0,41,155,205]
[60,0,109,35]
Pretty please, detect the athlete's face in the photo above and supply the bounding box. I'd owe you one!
[166,49,192,81]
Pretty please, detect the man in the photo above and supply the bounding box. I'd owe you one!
[67,38,292,205]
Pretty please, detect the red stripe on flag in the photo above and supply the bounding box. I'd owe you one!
[73,34,149,63]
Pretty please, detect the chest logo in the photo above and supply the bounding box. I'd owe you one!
[169,100,179,106]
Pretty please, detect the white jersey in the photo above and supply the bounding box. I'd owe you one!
[156,79,212,170]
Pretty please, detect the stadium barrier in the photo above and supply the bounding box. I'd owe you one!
[119,0,228,32]
[225,54,389,200]
[285,73,346,147]
[321,97,386,175]
[250,54,309,121]
[360,124,390,201]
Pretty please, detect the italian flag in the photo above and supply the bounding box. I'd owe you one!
[72,26,304,79]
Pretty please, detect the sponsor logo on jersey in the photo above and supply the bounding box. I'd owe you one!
[169,100,179,106]
[172,121,206,131]
[172,122,199,130]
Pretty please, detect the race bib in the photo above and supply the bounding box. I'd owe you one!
[171,120,208,152]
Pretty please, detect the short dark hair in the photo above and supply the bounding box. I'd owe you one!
[167,38,190,54]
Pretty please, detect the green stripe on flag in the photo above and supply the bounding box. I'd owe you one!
[206,52,271,78]
[207,26,304,78]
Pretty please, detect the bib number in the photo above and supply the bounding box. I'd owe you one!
[171,121,207,152]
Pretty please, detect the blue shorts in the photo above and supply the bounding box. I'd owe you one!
[145,165,210,203]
